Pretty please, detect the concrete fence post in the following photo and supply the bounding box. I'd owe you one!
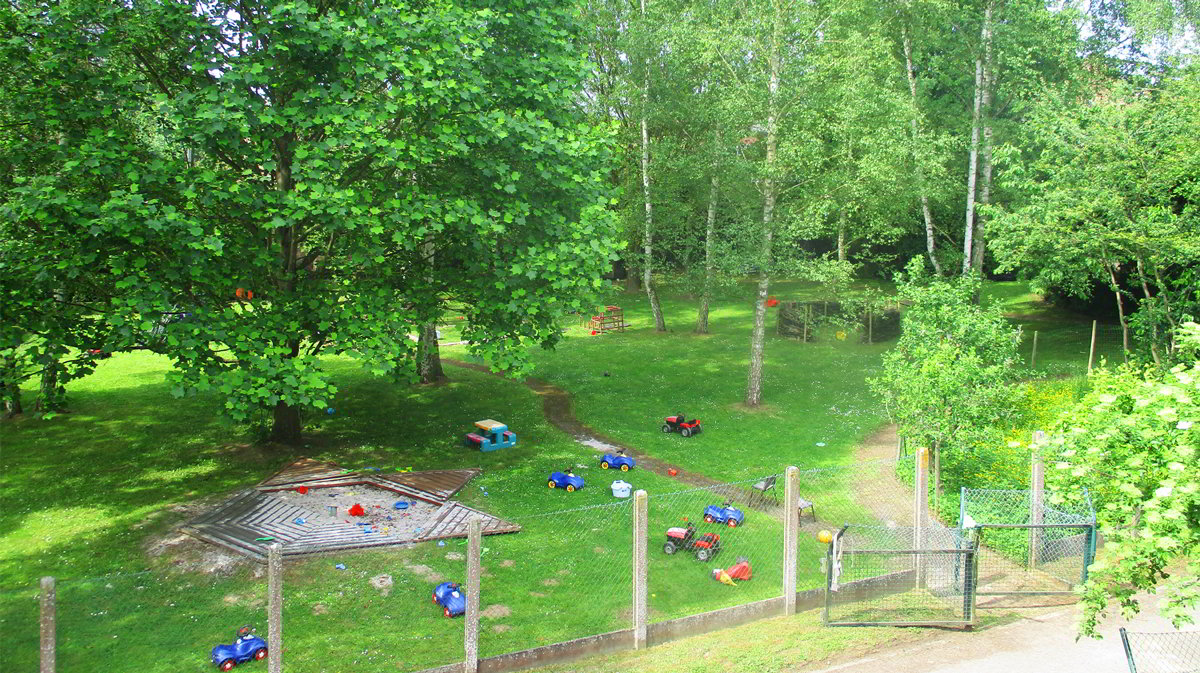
[632,489,648,650]
[465,516,482,673]
[1029,432,1046,569]
[914,448,930,587]
[267,544,283,673]
[783,466,800,615]
[40,576,55,673]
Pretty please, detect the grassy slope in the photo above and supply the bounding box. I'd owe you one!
[0,278,1088,672]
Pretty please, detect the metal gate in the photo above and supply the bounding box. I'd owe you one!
[960,488,1096,601]
[824,524,977,628]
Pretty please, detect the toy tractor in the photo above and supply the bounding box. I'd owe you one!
[662,521,722,561]
[210,625,268,671]
[703,500,745,527]
[662,413,702,437]
[600,449,635,471]
[464,419,516,452]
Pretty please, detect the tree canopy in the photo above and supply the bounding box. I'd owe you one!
[0,0,620,442]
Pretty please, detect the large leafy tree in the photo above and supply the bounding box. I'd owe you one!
[991,67,1200,362]
[870,257,1024,498]
[1043,323,1200,636]
[1,0,619,443]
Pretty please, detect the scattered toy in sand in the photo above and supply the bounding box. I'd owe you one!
[294,486,309,494]
[348,504,366,516]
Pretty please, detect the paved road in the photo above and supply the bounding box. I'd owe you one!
[807,590,1195,673]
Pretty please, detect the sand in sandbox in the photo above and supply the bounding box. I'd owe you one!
[267,484,441,539]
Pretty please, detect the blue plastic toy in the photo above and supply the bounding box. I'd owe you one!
[210,625,268,671]
[600,449,635,472]
[703,501,745,528]
[548,469,585,492]
[463,419,517,452]
[432,581,467,618]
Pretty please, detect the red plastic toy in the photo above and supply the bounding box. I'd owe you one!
[348,503,365,516]
[662,413,703,438]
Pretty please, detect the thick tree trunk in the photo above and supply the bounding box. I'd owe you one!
[418,235,445,383]
[417,323,445,383]
[746,2,781,408]
[33,360,63,413]
[696,173,719,334]
[270,401,303,445]
[640,0,666,332]
[902,25,942,276]
[962,2,991,275]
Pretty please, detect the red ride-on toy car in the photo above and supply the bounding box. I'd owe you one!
[662,521,722,561]
[662,413,702,438]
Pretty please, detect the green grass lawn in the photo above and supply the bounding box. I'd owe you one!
[0,277,1095,672]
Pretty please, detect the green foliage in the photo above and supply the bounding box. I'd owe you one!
[1,0,620,439]
[1043,324,1200,635]
[870,258,1024,459]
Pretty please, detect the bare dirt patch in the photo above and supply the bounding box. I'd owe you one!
[403,564,444,583]
[480,604,511,618]
[499,559,515,568]
[541,578,560,586]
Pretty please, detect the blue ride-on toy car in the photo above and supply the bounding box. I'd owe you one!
[464,419,517,452]
[432,581,467,618]
[548,469,585,492]
[211,625,268,671]
[703,500,745,527]
[600,449,636,472]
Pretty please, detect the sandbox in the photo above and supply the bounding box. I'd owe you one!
[181,458,520,560]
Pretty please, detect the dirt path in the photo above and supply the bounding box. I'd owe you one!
[443,359,725,491]
[850,423,915,526]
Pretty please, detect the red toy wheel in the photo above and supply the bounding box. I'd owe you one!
[548,481,556,489]
[254,648,268,661]
[727,519,739,528]
[620,464,629,472]
[432,592,438,604]
[444,606,452,618]
[219,659,236,672]
[600,461,610,469]
[704,515,715,523]
[565,484,575,492]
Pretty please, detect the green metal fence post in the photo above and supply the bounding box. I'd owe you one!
[1120,627,1138,673]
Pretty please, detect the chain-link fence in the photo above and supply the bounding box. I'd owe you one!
[823,524,975,627]
[960,488,1095,598]
[50,569,267,672]
[27,454,1048,672]
[1020,322,1134,376]
[281,542,465,673]
[647,476,785,622]
[480,500,633,658]
[1120,628,1200,673]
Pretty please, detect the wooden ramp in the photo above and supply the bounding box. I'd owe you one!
[182,459,517,561]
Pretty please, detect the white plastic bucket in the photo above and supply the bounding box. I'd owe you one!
[610,480,632,498]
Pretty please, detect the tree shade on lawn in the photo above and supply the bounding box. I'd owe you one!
[1,0,620,444]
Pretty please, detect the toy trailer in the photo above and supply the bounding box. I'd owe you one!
[464,419,517,452]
